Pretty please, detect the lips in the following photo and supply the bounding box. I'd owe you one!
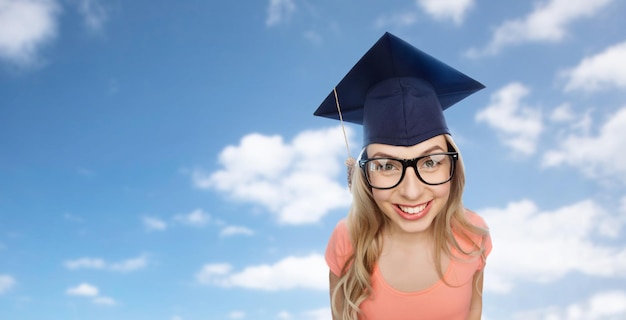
[398,203,427,214]
[394,201,432,221]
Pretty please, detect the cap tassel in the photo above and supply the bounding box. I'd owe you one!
[333,87,356,189]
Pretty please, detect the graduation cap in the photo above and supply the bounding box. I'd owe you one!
[314,32,485,148]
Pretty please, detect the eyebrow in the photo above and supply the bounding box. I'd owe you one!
[370,145,446,158]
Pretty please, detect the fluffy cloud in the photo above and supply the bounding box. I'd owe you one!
[374,11,418,29]
[144,209,215,230]
[475,82,543,155]
[196,254,327,291]
[301,308,332,320]
[416,0,474,25]
[108,255,148,272]
[92,296,116,306]
[266,0,295,27]
[220,225,254,237]
[66,282,117,306]
[173,208,211,227]
[66,282,99,296]
[143,216,167,231]
[228,311,245,319]
[0,0,110,66]
[64,257,106,270]
[543,106,626,181]
[145,210,254,237]
[277,308,331,320]
[549,103,576,123]
[467,0,614,56]
[0,0,60,65]
[563,41,626,92]
[193,126,353,225]
[65,254,148,272]
[481,199,626,294]
[511,290,626,320]
[0,274,16,294]
[74,0,107,32]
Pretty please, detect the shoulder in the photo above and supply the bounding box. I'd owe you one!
[452,208,492,258]
[327,219,351,250]
[463,208,489,229]
[462,208,493,265]
[325,219,353,276]
[335,218,349,233]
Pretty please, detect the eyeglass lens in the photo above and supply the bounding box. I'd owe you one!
[363,153,455,189]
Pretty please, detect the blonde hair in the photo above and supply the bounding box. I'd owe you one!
[331,135,489,320]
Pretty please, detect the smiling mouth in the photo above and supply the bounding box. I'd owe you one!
[398,203,428,215]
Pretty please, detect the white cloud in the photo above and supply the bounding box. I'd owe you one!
[193,126,353,225]
[196,254,328,291]
[148,209,249,233]
[375,0,475,29]
[220,225,254,237]
[549,103,576,123]
[276,308,331,320]
[475,82,543,155]
[73,0,107,32]
[66,282,99,297]
[66,282,117,306]
[480,199,626,294]
[0,274,16,294]
[0,0,60,66]
[542,106,626,181]
[467,0,614,57]
[303,30,323,46]
[108,255,147,272]
[197,263,231,278]
[416,0,474,25]
[302,308,332,320]
[92,296,116,306]
[563,41,626,92]
[142,216,167,231]
[512,290,626,320]
[64,257,106,270]
[375,11,418,29]
[266,0,295,27]
[277,311,292,320]
[228,311,246,319]
[65,254,147,272]
[173,208,211,227]
[548,105,593,137]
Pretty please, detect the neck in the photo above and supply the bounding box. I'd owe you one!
[384,223,435,246]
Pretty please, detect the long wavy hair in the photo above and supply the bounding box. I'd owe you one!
[331,134,489,320]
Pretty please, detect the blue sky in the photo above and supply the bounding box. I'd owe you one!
[1,0,626,319]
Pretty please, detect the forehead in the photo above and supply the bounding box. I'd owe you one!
[367,135,448,158]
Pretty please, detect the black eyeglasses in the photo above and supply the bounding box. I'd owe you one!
[358,152,458,189]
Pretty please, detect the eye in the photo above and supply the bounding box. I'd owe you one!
[369,159,401,172]
[419,154,446,171]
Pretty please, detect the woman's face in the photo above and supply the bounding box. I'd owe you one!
[366,135,452,236]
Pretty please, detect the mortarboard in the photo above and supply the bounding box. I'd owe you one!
[314,32,485,148]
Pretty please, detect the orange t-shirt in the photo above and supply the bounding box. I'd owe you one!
[325,211,492,320]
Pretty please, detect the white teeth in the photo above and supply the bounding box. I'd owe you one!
[399,204,426,214]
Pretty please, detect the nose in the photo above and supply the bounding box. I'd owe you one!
[397,166,424,199]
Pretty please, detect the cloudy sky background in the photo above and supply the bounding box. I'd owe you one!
[1,0,626,319]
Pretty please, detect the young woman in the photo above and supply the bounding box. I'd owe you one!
[314,33,492,320]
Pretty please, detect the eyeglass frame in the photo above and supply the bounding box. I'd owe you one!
[357,150,459,190]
